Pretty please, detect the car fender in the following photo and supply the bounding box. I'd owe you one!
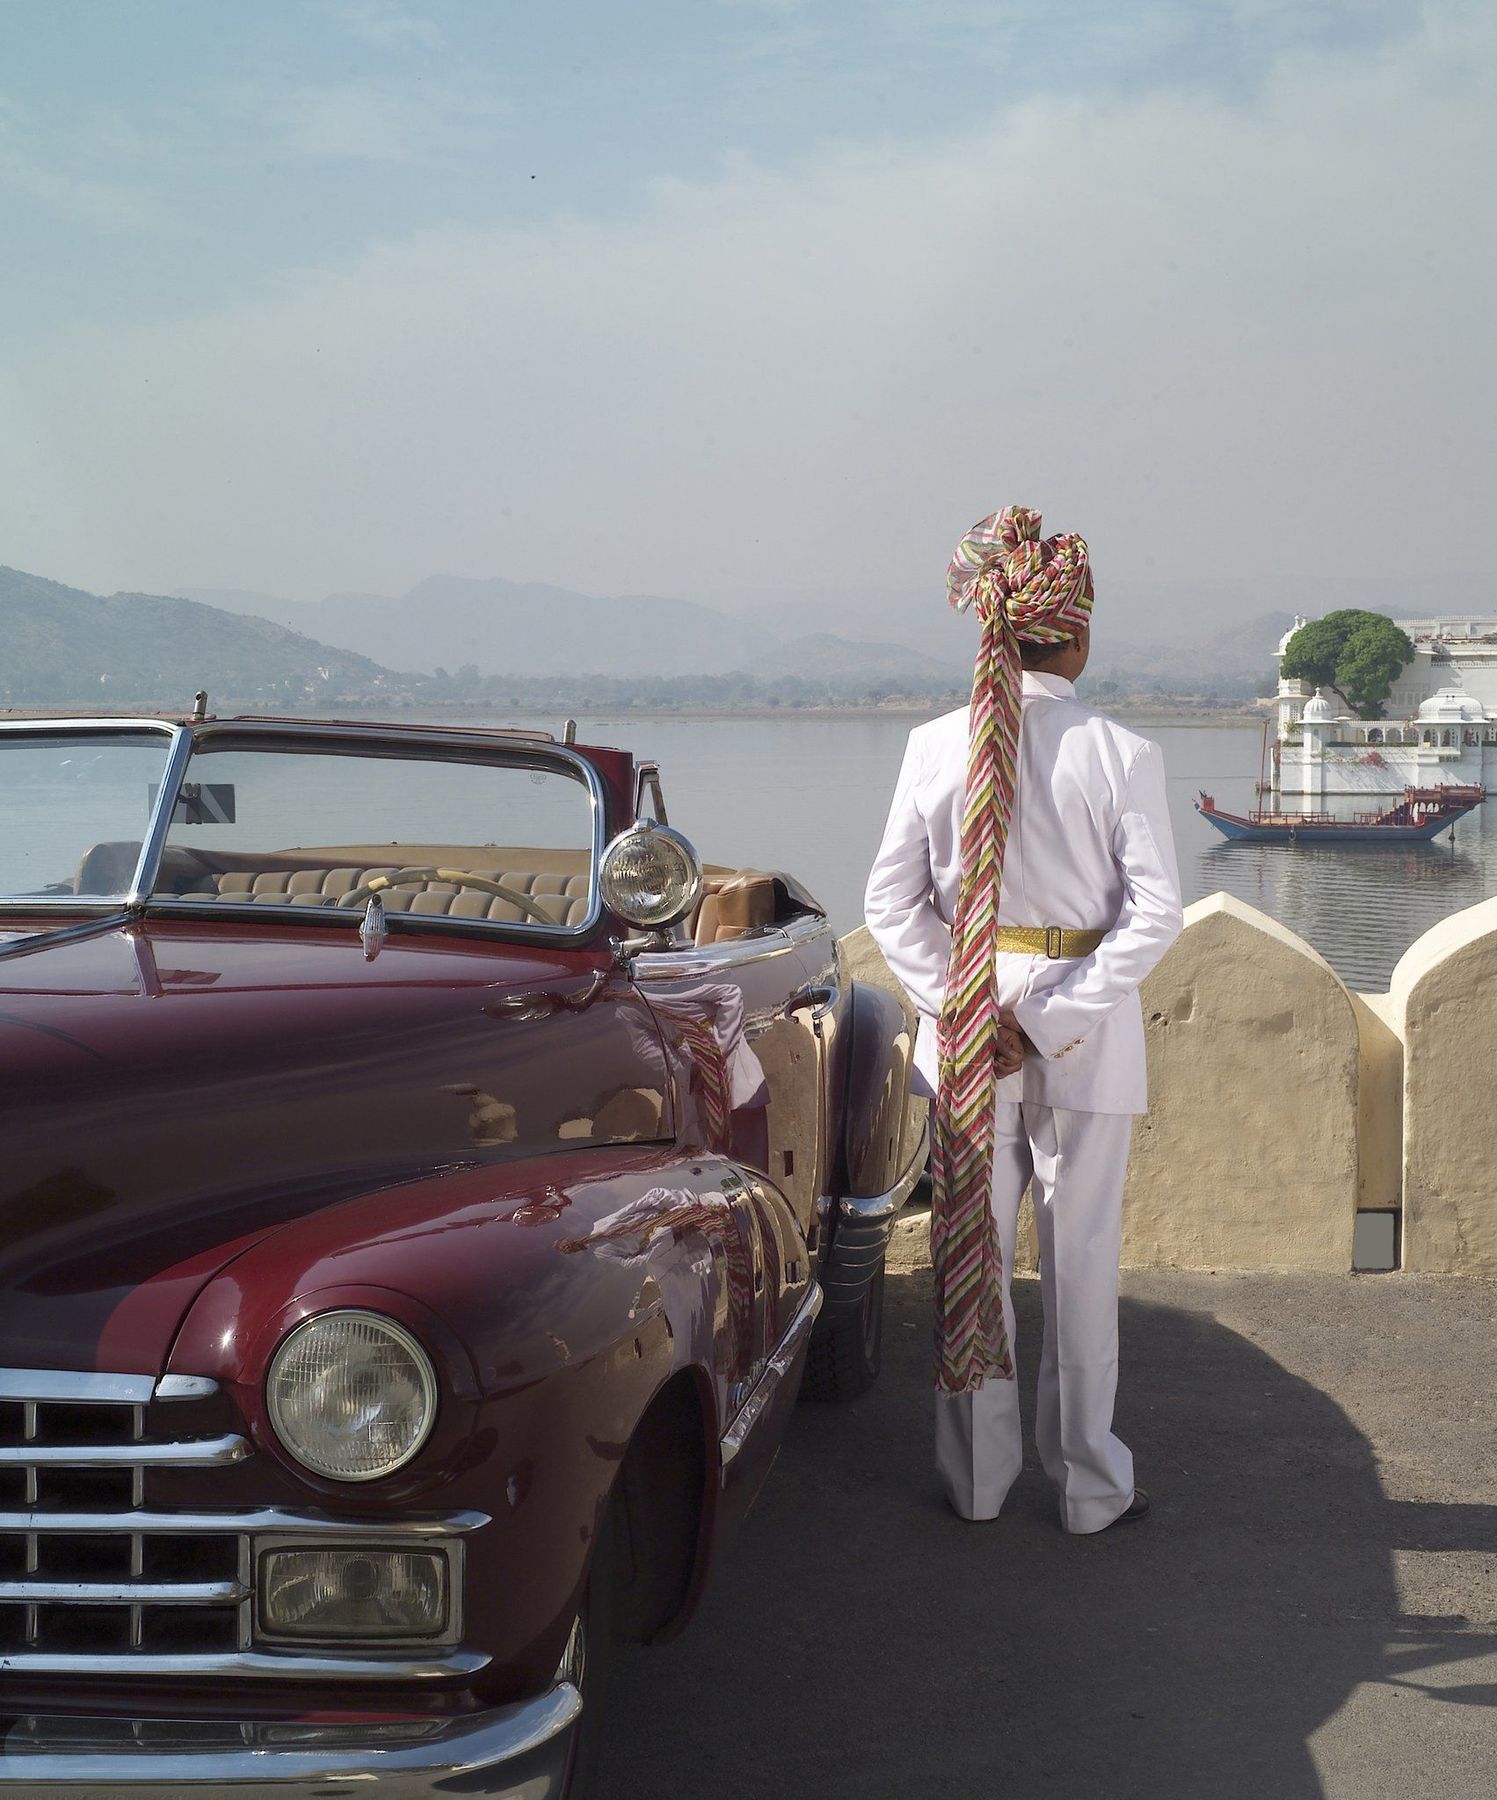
[165,1146,778,1703]
[811,981,926,1321]
[838,979,921,1201]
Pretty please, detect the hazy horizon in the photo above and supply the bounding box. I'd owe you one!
[2,1,1492,635]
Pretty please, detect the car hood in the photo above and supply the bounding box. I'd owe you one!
[0,918,671,1374]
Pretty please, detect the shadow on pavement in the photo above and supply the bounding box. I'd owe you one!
[597,1268,1497,1799]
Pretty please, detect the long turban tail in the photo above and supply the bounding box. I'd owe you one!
[931,505,1095,1395]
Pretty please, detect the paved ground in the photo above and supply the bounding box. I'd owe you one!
[598,1260,1497,1800]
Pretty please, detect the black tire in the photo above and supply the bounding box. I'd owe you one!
[560,1500,618,1799]
[801,1261,885,1401]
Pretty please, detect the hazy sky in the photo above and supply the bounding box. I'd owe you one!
[1,0,1491,617]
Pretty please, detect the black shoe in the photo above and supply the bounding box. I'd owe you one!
[1105,1488,1150,1528]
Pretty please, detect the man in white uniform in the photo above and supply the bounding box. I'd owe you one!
[865,506,1182,1533]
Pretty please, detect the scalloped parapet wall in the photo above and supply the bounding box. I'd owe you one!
[840,893,1400,1276]
[1390,895,1497,1276]
[842,889,1497,1276]
[1124,894,1363,1272]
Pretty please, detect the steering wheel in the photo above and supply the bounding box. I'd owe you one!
[338,867,560,924]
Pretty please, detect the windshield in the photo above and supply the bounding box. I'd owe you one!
[148,736,599,933]
[0,730,177,904]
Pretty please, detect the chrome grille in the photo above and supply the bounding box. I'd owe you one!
[0,1368,249,1661]
[0,1369,491,1679]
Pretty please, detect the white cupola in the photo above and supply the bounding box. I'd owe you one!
[1276,614,1309,656]
[1417,686,1487,724]
[1302,687,1334,722]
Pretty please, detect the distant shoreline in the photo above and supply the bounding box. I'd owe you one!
[1,699,1266,729]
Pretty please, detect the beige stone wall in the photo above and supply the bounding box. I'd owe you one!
[1352,990,1404,1214]
[845,893,1497,1278]
[1391,895,1497,1276]
[1124,894,1360,1272]
[845,898,1372,1277]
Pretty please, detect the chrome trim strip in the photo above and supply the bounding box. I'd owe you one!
[0,1646,490,1680]
[127,723,192,906]
[153,1373,219,1400]
[0,914,132,961]
[0,1434,248,1469]
[0,1507,489,1538]
[0,1579,245,1605]
[720,1283,824,1467]
[840,1118,931,1225]
[632,906,834,981]
[0,1369,159,1404]
[0,1686,579,1790]
[632,926,797,980]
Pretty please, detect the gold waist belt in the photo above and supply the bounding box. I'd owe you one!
[994,925,1107,960]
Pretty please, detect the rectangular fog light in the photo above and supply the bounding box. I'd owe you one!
[257,1546,451,1643]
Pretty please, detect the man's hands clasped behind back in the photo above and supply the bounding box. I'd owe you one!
[995,1007,1034,1078]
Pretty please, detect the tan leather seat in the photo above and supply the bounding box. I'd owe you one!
[178,865,771,939]
[152,842,783,940]
[176,865,592,927]
[684,871,778,946]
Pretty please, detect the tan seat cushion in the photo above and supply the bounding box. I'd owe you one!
[177,864,592,927]
[687,871,778,945]
[151,842,791,940]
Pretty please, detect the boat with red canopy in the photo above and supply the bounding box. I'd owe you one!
[1195,783,1486,844]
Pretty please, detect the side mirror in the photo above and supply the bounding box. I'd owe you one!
[599,820,705,929]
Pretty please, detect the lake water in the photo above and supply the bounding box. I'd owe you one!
[545,714,1496,994]
[6,714,1491,994]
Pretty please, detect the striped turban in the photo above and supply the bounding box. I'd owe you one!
[931,505,1094,1395]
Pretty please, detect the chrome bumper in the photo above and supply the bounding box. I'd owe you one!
[840,1117,930,1225]
[0,1685,580,1797]
[822,1120,929,1306]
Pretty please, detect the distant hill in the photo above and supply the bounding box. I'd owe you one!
[1,566,405,708]
[747,631,965,687]
[713,584,978,664]
[175,571,1311,700]
[1087,610,1297,697]
[179,576,772,679]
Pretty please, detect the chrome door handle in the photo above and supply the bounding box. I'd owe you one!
[487,969,610,1021]
[784,981,839,1023]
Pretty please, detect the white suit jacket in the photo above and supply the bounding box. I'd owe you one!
[864,671,1184,1115]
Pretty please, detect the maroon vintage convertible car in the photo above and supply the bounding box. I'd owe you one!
[0,711,922,1796]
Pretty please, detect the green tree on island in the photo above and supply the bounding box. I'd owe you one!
[1281,610,1415,718]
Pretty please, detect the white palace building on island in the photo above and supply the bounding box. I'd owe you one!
[1273,614,1497,797]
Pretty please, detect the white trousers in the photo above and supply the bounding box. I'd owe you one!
[935,1102,1135,1534]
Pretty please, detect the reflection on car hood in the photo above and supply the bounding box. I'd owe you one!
[0,919,670,1373]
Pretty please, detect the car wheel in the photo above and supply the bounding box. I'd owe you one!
[559,1501,618,1799]
[801,1259,885,1402]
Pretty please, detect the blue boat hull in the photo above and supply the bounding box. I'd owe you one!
[1197,802,1481,844]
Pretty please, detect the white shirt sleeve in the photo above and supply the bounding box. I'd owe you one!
[1012,738,1183,1060]
[863,730,952,1021]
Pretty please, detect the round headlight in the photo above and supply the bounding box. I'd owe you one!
[266,1311,437,1482]
[599,821,704,928]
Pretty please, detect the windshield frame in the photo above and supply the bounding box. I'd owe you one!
[0,717,191,913]
[0,717,608,944]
